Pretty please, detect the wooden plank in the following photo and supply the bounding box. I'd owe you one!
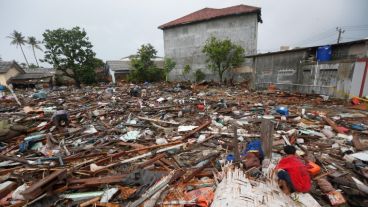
[232,126,240,163]
[261,118,274,159]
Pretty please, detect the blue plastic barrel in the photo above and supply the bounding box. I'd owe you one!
[316,45,332,62]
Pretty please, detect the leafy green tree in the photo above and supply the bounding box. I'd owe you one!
[128,44,163,82]
[8,30,30,68]
[79,58,104,84]
[202,37,245,83]
[163,58,176,82]
[194,69,206,82]
[27,36,42,67]
[42,27,97,88]
[182,64,191,81]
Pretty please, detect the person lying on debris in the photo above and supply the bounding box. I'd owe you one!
[51,110,69,127]
[275,145,311,195]
[241,139,264,170]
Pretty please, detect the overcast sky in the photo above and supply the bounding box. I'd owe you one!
[0,0,367,67]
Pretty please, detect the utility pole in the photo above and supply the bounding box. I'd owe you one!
[336,27,345,44]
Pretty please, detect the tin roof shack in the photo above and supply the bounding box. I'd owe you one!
[10,73,54,89]
[106,57,164,84]
[159,4,262,81]
[246,39,368,99]
[0,61,25,86]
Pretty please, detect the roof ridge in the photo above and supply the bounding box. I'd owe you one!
[158,4,261,29]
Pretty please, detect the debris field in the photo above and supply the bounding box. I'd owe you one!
[0,82,368,207]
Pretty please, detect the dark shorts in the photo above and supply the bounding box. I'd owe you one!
[277,170,295,192]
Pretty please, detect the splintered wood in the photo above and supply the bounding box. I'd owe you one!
[211,166,320,207]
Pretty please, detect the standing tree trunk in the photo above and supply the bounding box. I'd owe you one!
[19,44,30,68]
[219,69,225,83]
[32,46,39,67]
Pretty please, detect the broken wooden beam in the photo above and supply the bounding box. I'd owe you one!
[183,120,211,140]
[322,116,345,134]
[68,175,127,189]
[21,169,67,200]
[0,181,17,198]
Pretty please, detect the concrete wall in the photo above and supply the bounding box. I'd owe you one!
[0,67,22,86]
[253,50,308,91]
[163,13,259,81]
[297,61,355,98]
[251,41,368,98]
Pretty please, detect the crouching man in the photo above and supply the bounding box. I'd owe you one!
[275,145,311,195]
[52,110,69,127]
[242,139,263,170]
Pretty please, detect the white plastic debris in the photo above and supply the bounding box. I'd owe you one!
[37,121,48,128]
[100,188,119,203]
[83,125,98,134]
[120,131,140,142]
[352,177,368,194]
[336,133,353,141]
[296,138,304,144]
[127,119,137,125]
[12,183,28,200]
[156,138,168,145]
[292,116,301,121]
[332,143,339,149]
[350,150,368,161]
[178,125,198,132]
[92,110,100,116]
[197,134,206,143]
[322,127,335,138]
[157,97,165,103]
[320,95,329,101]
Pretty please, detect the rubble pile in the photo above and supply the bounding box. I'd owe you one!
[0,82,368,207]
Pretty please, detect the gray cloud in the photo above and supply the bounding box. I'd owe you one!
[0,0,367,66]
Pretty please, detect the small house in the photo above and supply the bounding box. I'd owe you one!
[10,68,55,88]
[0,61,25,86]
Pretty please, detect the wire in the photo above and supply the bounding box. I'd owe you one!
[295,28,335,43]
[341,24,368,28]
[293,28,336,46]
[295,32,337,47]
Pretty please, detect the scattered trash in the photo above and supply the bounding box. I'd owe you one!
[0,83,367,206]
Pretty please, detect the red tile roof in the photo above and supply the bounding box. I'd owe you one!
[159,4,261,30]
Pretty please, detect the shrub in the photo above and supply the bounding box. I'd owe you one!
[194,69,205,82]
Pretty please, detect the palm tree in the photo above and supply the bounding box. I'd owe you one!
[27,36,42,67]
[8,30,30,68]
